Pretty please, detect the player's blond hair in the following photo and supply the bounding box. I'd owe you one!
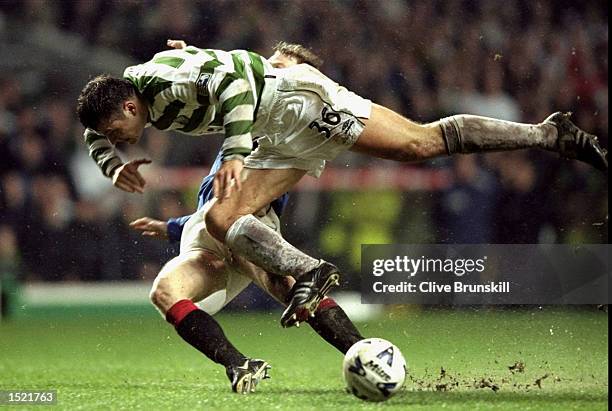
[273,41,323,69]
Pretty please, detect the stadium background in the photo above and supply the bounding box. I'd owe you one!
[0,0,607,294]
[0,1,608,409]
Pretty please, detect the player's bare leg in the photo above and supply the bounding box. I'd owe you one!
[150,251,226,313]
[206,168,342,327]
[207,105,607,329]
[206,167,316,278]
[150,251,270,394]
[353,104,607,171]
[350,104,447,161]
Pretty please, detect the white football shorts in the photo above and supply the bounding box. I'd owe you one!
[247,64,373,178]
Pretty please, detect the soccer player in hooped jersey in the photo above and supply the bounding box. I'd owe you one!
[81,40,363,394]
[77,39,607,334]
[85,42,364,394]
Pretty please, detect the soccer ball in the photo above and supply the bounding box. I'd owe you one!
[343,338,407,402]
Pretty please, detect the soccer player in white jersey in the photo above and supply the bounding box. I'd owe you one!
[77,39,607,332]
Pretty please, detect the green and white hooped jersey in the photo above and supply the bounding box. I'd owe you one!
[124,46,271,159]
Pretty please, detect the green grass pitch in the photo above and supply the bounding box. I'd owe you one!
[0,307,607,410]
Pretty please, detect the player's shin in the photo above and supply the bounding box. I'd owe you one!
[166,299,247,368]
[307,298,364,354]
[439,114,557,154]
[225,214,320,277]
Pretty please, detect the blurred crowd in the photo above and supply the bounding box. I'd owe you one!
[0,0,608,283]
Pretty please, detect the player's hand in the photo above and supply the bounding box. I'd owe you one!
[112,158,152,194]
[214,159,243,200]
[129,217,168,239]
[167,39,187,49]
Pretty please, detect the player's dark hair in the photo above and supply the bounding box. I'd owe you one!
[273,41,323,69]
[76,74,136,130]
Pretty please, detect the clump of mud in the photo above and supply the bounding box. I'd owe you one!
[407,361,562,393]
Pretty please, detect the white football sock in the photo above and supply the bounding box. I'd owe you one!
[225,214,320,277]
[439,114,558,154]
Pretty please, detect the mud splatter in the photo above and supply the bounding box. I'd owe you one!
[535,374,549,389]
[508,361,525,373]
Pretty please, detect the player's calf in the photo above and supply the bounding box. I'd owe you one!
[224,214,320,277]
[149,255,270,393]
[307,298,365,354]
[438,112,607,172]
[359,105,608,173]
[166,299,271,393]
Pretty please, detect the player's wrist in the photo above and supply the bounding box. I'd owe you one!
[161,222,169,237]
[222,154,246,163]
[109,162,125,179]
[166,217,187,244]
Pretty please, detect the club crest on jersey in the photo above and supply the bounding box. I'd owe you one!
[342,119,355,134]
[196,73,211,96]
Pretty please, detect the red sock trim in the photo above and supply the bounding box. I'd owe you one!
[316,297,338,313]
[166,299,199,326]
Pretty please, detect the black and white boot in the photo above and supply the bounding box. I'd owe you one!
[545,111,608,172]
[226,359,271,394]
[281,262,341,328]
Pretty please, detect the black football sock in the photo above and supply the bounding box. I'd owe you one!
[168,300,247,368]
[308,303,364,354]
[439,114,557,154]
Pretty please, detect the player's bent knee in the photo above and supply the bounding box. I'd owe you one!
[149,256,198,314]
[149,251,227,316]
[205,206,236,243]
[149,277,181,314]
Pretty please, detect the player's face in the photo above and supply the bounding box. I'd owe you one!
[103,101,145,145]
[105,117,142,145]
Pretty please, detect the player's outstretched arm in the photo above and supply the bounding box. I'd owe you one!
[83,129,152,194]
[131,214,193,242]
[112,158,152,193]
[129,217,168,239]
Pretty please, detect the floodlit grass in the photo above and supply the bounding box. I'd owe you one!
[0,307,607,410]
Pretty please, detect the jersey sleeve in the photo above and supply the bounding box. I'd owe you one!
[167,215,192,243]
[206,59,255,160]
[83,128,123,177]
